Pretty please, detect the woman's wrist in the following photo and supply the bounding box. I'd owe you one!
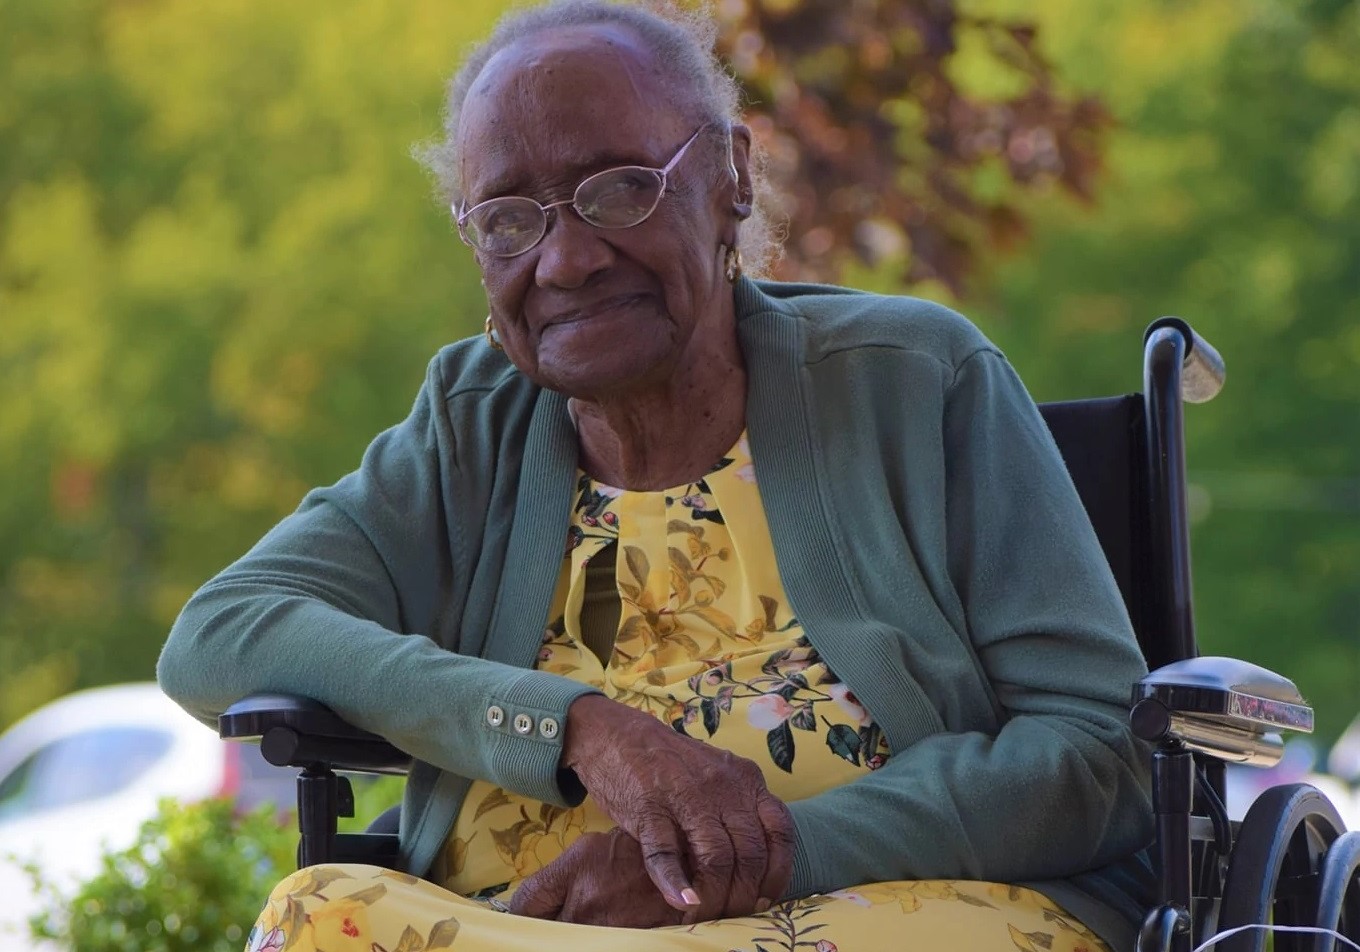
[561,692,614,770]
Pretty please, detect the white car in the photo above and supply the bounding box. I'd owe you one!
[0,683,296,949]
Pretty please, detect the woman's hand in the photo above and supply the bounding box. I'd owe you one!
[559,694,795,921]
[510,829,686,928]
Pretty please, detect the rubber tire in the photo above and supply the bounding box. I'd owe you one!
[1217,783,1347,952]
[1312,830,1360,952]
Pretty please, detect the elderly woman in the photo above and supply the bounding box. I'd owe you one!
[157,1,1155,950]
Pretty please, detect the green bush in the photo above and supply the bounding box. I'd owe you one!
[24,774,407,950]
[25,798,295,952]
[340,774,405,834]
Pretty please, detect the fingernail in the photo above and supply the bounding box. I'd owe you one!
[754,898,772,913]
[681,888,701,906]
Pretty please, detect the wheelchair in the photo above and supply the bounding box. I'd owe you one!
[218,318,1359,952]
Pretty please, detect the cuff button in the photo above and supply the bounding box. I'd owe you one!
[539,717,560,739]
[513,713,534,735]
[486,705,505,727]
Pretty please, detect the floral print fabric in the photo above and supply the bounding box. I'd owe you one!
[445,433,890,896]
[246,433,1111,952]
[249,865,1110,952]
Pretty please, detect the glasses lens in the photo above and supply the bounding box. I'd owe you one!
[574,167,665,228]
[463,197,546,256]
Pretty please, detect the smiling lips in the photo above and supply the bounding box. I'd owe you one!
[542,292,651,328]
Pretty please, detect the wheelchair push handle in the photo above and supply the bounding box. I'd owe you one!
[1144,316,1225,404]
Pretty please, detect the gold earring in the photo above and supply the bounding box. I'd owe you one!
[724,245,743,283]
[484,315,503,351]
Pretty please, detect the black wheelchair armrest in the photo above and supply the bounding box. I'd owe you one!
[219,693,412,775]
[1130,656,1314,768]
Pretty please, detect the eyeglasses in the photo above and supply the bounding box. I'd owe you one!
[454,126,707,258]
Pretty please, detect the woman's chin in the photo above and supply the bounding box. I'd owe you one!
[533,317,677,399]
[535,345,676,401]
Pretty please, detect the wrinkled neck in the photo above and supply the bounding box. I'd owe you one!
[569,317,746,491]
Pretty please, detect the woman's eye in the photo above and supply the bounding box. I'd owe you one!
[593,172,653,202]
[577,170,662,223]
[485,206,537,235]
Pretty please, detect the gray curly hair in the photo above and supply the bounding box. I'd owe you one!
[414,0,778,275]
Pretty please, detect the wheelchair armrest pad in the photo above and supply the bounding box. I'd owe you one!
[1140,657,1303,702]
[219,694,411,775]
[1133,657,1313,733]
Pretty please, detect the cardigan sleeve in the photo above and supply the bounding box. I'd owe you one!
[156,355,598,808]
[784,348,1154,895]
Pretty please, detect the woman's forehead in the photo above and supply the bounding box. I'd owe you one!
[472,24,662,107]
[457,26,691,194]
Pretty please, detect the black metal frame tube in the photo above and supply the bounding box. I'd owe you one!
[297,766,339,868]
[1143,325,1197,667]
[1153,745,1196,952]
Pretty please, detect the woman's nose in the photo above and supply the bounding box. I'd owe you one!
[534,209,615,290]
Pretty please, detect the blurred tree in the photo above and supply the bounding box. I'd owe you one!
[0,0,1097,729]
[969,0,1360,741]
[715,0,1111,292]
[0,0,502,723]
[0,0,1353,748]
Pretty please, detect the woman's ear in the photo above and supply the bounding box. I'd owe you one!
[728,124,754,220]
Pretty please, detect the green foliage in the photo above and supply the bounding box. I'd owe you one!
[0,0,1096,731]
[17,778,407,950]
[969,0,1360,741]
[341,774,407,834]
[0,0,500,725]
[0,0,1353,749]
[24,798,295,951]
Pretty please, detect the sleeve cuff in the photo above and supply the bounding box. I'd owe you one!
[481,670,601,807]
[783,801,824,900]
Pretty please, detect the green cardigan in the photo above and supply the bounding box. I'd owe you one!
[158,279,1155,950]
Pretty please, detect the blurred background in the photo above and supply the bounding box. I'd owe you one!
[0,0,1357,936]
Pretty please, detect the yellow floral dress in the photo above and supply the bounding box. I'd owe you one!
[247,434,1111,952]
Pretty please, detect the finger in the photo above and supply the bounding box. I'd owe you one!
[602,900,687,929]
[557,884,587,926]
[556,834,667,927]
[509,857,570,920]
[559,873,608,927]
[635,811,699,911]
[590,831,689,929]
[682,820,737,925]
[755,794,796,906]
[722,811,769,917]
[550,833,619,926]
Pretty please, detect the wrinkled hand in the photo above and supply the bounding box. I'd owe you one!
[510,829,685,928]
[560,694,795,922]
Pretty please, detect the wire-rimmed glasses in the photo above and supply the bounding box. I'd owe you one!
[454,126,707,258]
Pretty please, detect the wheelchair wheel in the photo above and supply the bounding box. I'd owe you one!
[1217,783,1347,952]
[1313,830,1360,952]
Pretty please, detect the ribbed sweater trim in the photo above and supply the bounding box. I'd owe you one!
[737,291,952,893]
